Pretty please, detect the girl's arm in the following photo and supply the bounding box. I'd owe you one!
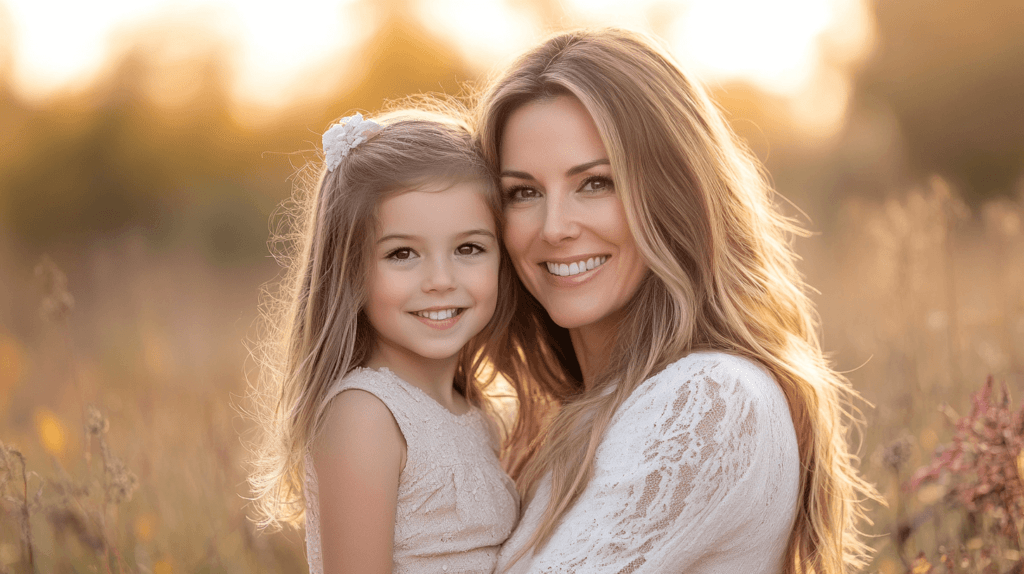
[311,389,406,574]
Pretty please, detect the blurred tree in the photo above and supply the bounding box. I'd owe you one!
[854,0,1024,201]
[0,1,21,188]
[0,0,478,263]
[324,0,476,118]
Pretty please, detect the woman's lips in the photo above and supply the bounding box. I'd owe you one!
[544,256,608,277]
[537,255,609,286]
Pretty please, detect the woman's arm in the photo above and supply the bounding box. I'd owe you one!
[312,389,407,574]
[526,353,800,572]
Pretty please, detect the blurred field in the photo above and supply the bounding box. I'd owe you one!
[2,0,1023,572]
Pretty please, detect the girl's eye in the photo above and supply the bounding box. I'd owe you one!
[581,176,614,193]
[386,248,415,261]
[456,243,485,256]
[505,185,541,203]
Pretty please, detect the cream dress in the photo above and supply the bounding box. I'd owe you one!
[495,351,801,573]
[304,367,519,574]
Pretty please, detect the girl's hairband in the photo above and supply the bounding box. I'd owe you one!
[322,113,382,172]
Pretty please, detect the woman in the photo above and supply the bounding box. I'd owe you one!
[478,28,876,573]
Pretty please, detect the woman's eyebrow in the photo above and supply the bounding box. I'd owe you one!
[566,158,610,176]
[500,159,610,180]
[499,169,533,180]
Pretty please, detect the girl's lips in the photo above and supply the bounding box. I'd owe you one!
[410,308,465,330]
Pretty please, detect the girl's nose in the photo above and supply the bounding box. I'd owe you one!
[422,258,457,293]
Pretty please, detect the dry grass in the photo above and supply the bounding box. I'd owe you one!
[0,179,1021,573]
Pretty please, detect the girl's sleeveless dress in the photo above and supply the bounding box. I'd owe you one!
[303,367,519,574]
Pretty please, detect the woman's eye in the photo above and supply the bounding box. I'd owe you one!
[387,248,415,261]
[581,176,614,193]
[456,243,485,256]
[505,186,540,202]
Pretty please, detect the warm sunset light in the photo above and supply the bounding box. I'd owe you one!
[4,0,367,105]
[3,0,1023,569]
[3,0,872,111]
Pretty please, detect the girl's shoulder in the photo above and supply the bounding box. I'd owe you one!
[315,367,407,441]
[320,367,404,411]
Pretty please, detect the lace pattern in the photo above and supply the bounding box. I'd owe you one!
[495,352,800,574]
[305,367,519,574]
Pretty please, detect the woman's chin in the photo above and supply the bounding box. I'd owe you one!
[544,306,606,331]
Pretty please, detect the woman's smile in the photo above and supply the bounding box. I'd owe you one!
[543,255,609,278]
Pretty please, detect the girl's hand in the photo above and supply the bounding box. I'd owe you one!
[312,389,407,574]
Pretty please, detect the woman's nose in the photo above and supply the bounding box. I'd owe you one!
[539,194,581,244]
[422,257,457,293]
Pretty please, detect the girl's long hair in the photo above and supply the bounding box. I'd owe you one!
[247,103,519,529]
[477,28,878,573]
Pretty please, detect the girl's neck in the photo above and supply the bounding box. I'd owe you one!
[365,344,468,415]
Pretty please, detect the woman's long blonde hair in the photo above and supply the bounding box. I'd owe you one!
[247,104,519,529]
[478,28,877,573]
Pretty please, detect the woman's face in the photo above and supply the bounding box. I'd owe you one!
[500,95,648,332]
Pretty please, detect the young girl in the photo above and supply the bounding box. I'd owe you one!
[248,108,519,573]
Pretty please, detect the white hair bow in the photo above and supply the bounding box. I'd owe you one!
[322,113,382,172]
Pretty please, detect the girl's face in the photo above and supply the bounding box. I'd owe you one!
[500,95,648,332]
[365,182,500,365]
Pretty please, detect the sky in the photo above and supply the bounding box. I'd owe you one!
[0,0,874,134]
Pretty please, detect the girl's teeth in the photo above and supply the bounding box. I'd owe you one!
[546,257,607,277]
[417,309,458,320]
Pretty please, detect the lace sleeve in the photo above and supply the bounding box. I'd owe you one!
[526,353,800,573]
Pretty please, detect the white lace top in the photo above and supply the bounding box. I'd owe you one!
[304,367,519,574]
[495,351,800,574]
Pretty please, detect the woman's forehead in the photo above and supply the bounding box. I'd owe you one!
[500,95,607,172]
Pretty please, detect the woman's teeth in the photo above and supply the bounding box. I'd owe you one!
[414,308,461,320]
[546,256,608,277]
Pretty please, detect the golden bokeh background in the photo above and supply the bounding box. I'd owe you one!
[0,0,1023,572]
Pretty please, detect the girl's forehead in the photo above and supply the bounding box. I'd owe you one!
[376,183,498,236]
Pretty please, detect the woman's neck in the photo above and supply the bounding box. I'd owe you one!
[568,312,622,391]
[364,344,467,414]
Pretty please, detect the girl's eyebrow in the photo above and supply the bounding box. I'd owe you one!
[377,233,416,244]
[458,229,496,240]
[500,158,610,180]
[376,229,496,244]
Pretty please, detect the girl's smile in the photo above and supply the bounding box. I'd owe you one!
[410,306,465,328]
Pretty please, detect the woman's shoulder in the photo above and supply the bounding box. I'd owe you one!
[615,351,793,439]
[644,351,784,406]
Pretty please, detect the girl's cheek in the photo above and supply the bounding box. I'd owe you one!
[479,258,501,308]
